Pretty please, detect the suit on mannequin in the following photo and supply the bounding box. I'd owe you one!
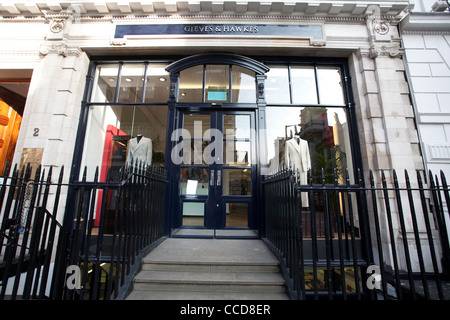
[285,137,311,207]
[126,134,152,166]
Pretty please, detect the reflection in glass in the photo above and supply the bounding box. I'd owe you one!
[205,65,230,102]
[265,106,353,184]
[231,66,256,103]
[224,141,251,165]
[117,64,146,103]
[178,65,204,102]
[317,67,345,105]
[91,64,120,103]
[265,66,290,104]
[226,202,248,227]
[144,64,170,103]
[183,114,211,138]
[182,114,211,165]
[223,114,251,139]
[291,66,318,105]
[222,169,251,196]
[180,168,209,195]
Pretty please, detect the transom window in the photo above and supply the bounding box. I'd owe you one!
[177,64,257,103]
[265,65,345,106]
[91,62,171,104]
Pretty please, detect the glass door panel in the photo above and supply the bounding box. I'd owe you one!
[180,168,209,195]
[177,110,255,232]
[226,203,248,227]
[182,202,205,227]
[222,169,251,196]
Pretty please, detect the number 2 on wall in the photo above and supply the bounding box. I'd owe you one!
[33,128,39,137]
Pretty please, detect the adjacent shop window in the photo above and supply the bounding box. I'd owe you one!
[84,62,170,181]
[265,106,353,184]
[178,65,256,103]
[264,64,352,184]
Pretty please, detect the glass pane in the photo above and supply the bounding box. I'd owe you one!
[222,169,251,195]
[291,66,318,104]
[264,106,353,184]
[223,114,251,139]
[205,65,229,102]
[144,63,170,103]
[183,202,205,227]
[117,64,145,103]
[224,141,251,165]
[231,66,256,103]
[80,105,168,180]
[317,67,345,105]
[91,64,119,103]
[178,65,203,102]
[226,202,248,227]
[265,66,290,104]
[183,114,211,138]
[182,114,212,165]
[180,168,209,195]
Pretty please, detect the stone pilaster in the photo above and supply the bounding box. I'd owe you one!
[12,9,89,175]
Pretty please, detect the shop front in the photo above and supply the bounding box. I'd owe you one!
[78,52,359,237]
[0,1,421,238]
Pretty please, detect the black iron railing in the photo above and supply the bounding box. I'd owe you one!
[0,162,167,300]
[263,167,450,300]
[0,164,65,300]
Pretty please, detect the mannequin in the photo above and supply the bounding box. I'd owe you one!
[126,134,152,166]
[285,135,311,207]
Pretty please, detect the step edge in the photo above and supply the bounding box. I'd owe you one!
[142,260,280,266]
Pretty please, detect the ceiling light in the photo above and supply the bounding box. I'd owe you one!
[159,77,167,82]
[125,77,132,82]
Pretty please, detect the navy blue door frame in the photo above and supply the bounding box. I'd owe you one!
[163,54,269,237]
[168,108,258,232]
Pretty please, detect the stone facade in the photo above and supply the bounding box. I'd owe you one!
[1,0,446,273]
[0,1,421,180]
[401,1,450,178]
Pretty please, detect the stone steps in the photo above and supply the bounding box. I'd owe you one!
[125,238,290,300]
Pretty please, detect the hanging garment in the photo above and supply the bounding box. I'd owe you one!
[285,137,311,207]
[126,136,153,166]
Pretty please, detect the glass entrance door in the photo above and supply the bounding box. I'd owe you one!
[176,110,256,233]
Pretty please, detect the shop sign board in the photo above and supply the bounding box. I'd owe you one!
[114,24,324,40]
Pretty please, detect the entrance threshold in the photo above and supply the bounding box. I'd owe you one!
[171,228,259,239]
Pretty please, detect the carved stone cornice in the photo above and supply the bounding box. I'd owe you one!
[39,42,82,57]
[0,1,410,18]
[364,4,405,59]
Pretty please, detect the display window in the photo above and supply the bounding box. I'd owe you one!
[83,62,170,179]
[264,64,352,185]
[263,63,359,241]
[83,62,170,228]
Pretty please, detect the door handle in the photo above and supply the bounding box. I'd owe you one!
[210,170,215,186]
[217,170,221,187]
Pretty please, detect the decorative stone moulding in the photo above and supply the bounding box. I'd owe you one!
[49,18,65,33]
[0,1,410,18]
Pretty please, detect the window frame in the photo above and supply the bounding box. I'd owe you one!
[88,60,173,106]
